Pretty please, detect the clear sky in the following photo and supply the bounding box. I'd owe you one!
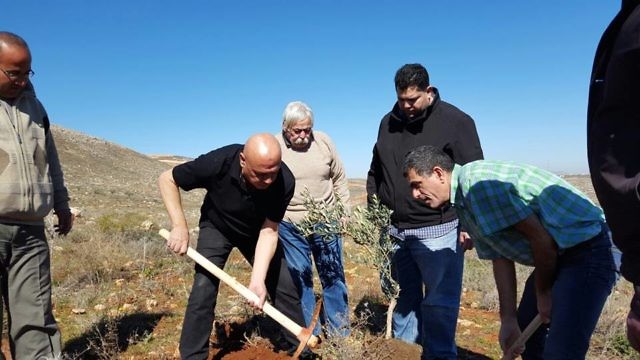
[3,1,620,177]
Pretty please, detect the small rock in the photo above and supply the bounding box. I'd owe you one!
[94,304,106,311]
[71,308,86,315]
[141,220,154,230]
[120,303,136,312]
[71,207,83,218]
[146,299,158,309]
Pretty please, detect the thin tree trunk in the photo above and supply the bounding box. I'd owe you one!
[385,297,397,339]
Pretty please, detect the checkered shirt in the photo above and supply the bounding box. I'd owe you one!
[450,161,604,265]
[389,219,459,241]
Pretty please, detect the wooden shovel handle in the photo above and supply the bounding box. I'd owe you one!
[501,314,543,360]
[159,229,319,348]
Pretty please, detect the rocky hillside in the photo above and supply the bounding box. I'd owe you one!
[50,125,597,220]
[51,126,202,220]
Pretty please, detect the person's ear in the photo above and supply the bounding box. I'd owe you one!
[239,152,246,168]
[433,166,445,183]
[426,86,436,103]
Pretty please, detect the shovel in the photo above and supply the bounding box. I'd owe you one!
[159,229,320,357]
[501,314,543,360]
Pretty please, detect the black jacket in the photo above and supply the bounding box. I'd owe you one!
[367,90,484,228]
[588,0,640,285]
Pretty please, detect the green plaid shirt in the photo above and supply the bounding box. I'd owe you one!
[450,161,604,265]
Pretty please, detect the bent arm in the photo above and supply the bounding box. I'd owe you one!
[366,145,380,203]
[513,214,557,322]
[248,218,279,309]
[493,258,523,357]
[330,152,351,214]
[158,169,189,254]
[46,131,70,211]
[493,258,518,323]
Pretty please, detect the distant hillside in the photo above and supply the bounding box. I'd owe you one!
[50,125,597,220]
[148,154,194,166]
[51,125,203,219]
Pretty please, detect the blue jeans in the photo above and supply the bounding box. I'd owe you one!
[390,225,463,360]
[279,221,350,336]
[517,225,616,359]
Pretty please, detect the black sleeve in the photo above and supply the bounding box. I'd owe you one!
[172,146,232,191]
[366,144,381,204]
[452,114,484,165]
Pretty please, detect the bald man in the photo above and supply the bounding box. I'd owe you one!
[159,133,307,359]
[0,32,72,359]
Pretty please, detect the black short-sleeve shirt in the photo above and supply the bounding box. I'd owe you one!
[172,144,295,240]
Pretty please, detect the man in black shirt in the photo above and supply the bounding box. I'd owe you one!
[159,133,306,359]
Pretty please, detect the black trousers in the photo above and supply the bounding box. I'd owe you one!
[179,224,305,359]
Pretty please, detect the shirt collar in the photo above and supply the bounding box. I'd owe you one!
[450,164,462,207]
[229,150,249,192]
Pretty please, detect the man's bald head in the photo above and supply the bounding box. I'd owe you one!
[240,133,282,190]
[0,32,32,100]
[244,133,282,165]
[0,32,30,55]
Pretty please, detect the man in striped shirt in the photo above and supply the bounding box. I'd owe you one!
[403,145,616,360]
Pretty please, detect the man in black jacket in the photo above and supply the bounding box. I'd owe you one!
[367,64,483,359]
[587,0,640,351]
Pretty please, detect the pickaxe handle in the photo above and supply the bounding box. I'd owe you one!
[159,229,319,349]
[501,314,543,360]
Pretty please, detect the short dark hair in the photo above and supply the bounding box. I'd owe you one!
[394,64,429,92]
[403,145,454,177]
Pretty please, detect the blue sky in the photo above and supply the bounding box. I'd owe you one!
[3,1,619,177]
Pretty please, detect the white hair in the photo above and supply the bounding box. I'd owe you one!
[282,101,314,129]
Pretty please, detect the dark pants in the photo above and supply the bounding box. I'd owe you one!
[517,225,616,359]
[179,224,305,360]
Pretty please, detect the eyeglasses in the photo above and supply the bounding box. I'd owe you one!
[290,127,312,135]
[0,68,35,82]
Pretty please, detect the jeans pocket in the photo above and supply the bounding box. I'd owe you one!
[587,246,617,288]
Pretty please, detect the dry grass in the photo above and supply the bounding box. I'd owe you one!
[41,207,637,359]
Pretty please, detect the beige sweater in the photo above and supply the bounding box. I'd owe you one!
[276,130,350,224]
